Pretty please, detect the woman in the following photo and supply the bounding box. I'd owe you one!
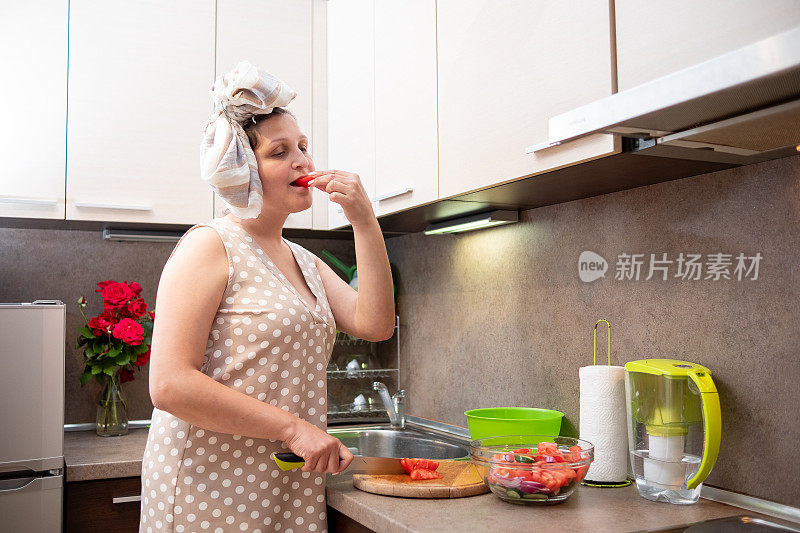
[140,62,395,533]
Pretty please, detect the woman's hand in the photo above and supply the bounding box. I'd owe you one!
[309,170,376,228]
[284,418,354,474]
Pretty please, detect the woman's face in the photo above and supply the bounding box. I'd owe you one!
[250,113,315,215]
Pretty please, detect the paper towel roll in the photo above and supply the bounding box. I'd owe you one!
[579,365,629,483]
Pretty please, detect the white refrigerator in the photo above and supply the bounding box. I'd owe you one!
[0,301,65,532]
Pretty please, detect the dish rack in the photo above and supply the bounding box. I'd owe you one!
[327,315,400,425]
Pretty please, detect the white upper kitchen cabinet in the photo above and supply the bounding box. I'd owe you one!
[372,0,438,218]
[436,1,619,200]
[66,0,215,224]
[0,1,68,220]
[215,0,315,229]
[615,0,800,91]
[326,0,376,229]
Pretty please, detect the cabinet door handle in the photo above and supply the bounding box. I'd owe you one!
[373,187,412,202]
[112,494,142,504]
[0,196,58,206]
[74,202,152,211]
[0,476,36,492]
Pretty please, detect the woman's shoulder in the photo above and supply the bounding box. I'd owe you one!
[178,225,225,251]
[157,223,231,314]
[164,221,230,280]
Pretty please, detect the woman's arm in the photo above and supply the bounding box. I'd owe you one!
[148,226,352,473]
[311,170,395,341]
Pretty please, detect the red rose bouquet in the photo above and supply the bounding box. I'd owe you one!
[77,280,154,436]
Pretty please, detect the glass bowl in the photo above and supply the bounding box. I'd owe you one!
[470,435,594,505]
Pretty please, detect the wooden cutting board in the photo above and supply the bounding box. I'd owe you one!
[352,460,490,498]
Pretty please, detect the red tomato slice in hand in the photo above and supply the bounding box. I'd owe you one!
[292,175,314,187]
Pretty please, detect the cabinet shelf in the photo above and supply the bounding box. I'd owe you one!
[326,368,398,380]
[327,315,400,426]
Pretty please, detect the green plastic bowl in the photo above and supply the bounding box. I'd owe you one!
[465,407,564,440]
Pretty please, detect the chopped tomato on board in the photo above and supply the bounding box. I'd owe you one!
[416,459,439,471]
[401,458,440,475]
[410,468,444,480]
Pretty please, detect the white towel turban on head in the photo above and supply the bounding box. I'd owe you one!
[200,60,297,219]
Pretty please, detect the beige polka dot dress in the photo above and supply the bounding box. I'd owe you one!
[140,217,336,533]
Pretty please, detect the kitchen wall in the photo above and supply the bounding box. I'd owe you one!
[0,225,355,425]
[385,154,800,506]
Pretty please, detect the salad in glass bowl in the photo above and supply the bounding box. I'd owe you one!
[470,435,594,504]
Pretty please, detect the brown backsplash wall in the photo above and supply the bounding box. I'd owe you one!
[0,225,355,425]
[385,155,800,506]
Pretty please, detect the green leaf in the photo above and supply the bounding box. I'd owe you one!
[141,323,154,345]
[134,343,149,354]
[90,365,102,375]
[107,346,123,359]
[92,339,106,355]
[78,326,96,339]
[79,371,92,386]
[103,364,115,376]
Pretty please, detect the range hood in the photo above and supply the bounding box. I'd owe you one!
[531,26,800,165]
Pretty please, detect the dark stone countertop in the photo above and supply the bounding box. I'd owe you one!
[64,427,149,482]
[326,473,752,533]
[64,427,792,532]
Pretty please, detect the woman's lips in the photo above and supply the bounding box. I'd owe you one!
[290,175,314,188]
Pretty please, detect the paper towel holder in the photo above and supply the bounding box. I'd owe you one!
[582,319,633,488]
[593,319,613,366]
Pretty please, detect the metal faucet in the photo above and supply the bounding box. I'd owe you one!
[373,381,405,429]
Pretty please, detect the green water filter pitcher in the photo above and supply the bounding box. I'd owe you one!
[624,359,722,504]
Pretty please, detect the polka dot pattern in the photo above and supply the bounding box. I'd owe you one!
[141,218,335,532]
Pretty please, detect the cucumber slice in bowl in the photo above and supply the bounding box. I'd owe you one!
[523,493,549,500]
[505,488,522,500]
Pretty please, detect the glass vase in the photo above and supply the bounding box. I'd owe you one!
[96,372,129,436]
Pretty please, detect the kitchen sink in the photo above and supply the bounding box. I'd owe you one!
[635,516,800,533]
[327,425,470,460]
